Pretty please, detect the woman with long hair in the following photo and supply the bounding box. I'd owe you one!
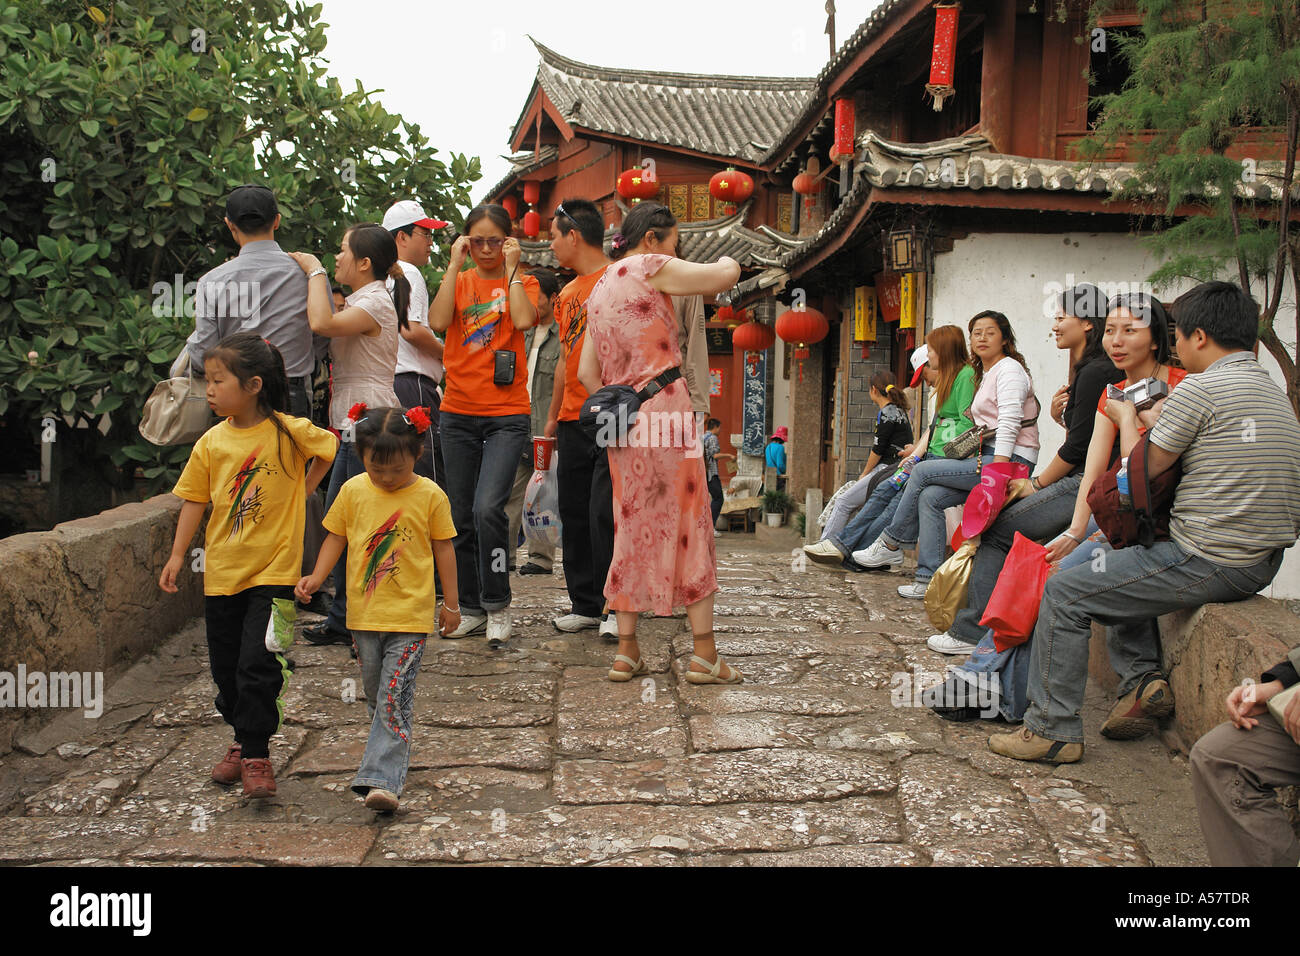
[291,224,409,646]
[428,204,538,647]
[576,202,742,684]
[804,324,975,568]
[854,311,1041,594]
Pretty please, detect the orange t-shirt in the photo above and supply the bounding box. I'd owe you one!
[555,266,610,421]
[440,270,540,418]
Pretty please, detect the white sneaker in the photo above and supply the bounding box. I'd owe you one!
[928,632,978,656]
[850,538,903,570]
[713,529,722,538]
[486,609,511,648]
[802,540,846,565]
[598,613,620,641]
[897,581,928,600]
[444,613,487,639]
[553,613,601,633]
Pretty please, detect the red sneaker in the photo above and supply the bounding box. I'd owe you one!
[212,745,242,785]
[240,758,277,799]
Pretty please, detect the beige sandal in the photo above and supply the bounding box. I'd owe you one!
[685,654,743,685]
[608,654,647,682]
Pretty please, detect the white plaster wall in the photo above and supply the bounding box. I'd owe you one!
[931,231,1300,600]
[771,352,791,438]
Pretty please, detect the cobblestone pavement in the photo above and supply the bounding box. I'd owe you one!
[0,535,1208,866]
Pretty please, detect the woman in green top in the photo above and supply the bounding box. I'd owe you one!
[830,325,975,570]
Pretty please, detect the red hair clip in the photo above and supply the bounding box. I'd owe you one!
[403,406,432,434]
[347,402,368,421]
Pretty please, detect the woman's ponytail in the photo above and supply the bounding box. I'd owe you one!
[388,263,411,331]
[345,222,410,330]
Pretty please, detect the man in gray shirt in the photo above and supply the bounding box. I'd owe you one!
[990,281,1300,765]
[180,184,326,418]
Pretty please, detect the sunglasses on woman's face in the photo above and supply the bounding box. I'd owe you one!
[468,236,505,250]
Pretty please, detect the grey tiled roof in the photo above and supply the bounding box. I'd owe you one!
[521,38,816,164]
[480,146,559,206]
[517,201,798,269]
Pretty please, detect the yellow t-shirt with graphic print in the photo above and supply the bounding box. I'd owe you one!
[173,413,338,596]
[322,474,456,634]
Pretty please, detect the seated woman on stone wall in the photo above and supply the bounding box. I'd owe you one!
[812,369,914,545]
[801,324,974,571]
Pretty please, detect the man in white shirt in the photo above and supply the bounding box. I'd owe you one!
[383,200,448,482]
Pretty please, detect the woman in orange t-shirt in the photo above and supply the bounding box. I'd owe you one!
[429,204,539,646]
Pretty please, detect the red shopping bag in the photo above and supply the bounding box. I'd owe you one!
[961,461,1029,539]
[979,532,1050,652]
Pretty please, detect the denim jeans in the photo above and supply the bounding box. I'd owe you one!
[882,452,1034,583]
[820,462,892,544]
[949,474,1083,645]
[323,440,366,635]
[440,411,529,614]
[1025,541,1284,743]
[393,372,440,482]
[827,478,904,557]
[351,630,426,797]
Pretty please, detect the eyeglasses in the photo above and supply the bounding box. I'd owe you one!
[468,236,505,250]
[412,227,436,241]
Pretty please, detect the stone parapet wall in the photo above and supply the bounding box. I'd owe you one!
[0,494,202,687]
[1088,598,1297,748]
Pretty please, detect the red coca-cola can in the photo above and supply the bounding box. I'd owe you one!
[533,436,556,471]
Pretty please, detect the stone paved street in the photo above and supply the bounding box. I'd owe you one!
[0,535,1208,866]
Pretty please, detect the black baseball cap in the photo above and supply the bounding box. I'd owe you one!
[226,184,278,231]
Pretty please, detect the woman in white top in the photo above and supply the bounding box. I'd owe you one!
[290,223,410,643]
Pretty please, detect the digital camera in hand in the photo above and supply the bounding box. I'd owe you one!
[1105,377,1170,412]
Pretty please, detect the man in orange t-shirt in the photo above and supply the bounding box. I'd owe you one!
[544,199,617,637]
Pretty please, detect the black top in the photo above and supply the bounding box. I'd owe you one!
[1263,657,1299,688]
[871,403,914,459]
[1058,354,1125,472]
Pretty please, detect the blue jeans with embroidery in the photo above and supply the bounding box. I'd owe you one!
[351,630,427,797]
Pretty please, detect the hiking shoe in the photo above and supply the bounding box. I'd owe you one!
[486,609,511,648]
[302,621,351,646]
[897,581,928,600]
[553,613,601,633]
[803,540,846,565]
[444,613,487,639]
[1101,672,1174,740]
[212,744,242,785]
[598,613,620,642]
[364,788,399,812]
[850,539,904,571]
[927,632,977,656]
[240,758,277,798]
[518,562,549,576]
[988,726,1082,764]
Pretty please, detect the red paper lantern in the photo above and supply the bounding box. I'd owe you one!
[832,98,856,160]
[792,172,822,195]
[708,167,754,205]
[716,305,736,323]
[775,307,828,383]
[501,195,518,220]
[522,181,540,205]
[522,210,540,238]
[926,3,961,111]
[616,168,659,202]
[731,320,775,352]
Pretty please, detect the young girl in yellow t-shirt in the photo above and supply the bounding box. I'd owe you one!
[160,332,338,800]
[296,405,460,812]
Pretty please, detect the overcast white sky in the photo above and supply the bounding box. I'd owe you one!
[315,0,887,206]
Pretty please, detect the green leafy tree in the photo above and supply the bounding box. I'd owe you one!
[0,0,480,511]
[1078,0,1300,418]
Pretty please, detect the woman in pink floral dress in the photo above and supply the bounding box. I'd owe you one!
[578,202,742,684]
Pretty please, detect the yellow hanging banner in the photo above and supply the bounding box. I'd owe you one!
[900,272,916,330]
[854,285,877,342]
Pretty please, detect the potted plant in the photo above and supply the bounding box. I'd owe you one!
[763,489,793,527]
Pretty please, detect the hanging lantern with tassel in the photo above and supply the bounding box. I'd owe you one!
[501,195,519,220]
[709,167,754,217]
[926,2,961,112]
[732,319,776,353]
[522,181,540,205]
[617,168,659,203]
[522,210,540,238]
[775,306,828,383]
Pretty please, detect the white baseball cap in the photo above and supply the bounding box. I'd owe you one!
[908,343,930,387]
[382,200,448,232]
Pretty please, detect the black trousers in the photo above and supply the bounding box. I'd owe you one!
[393,372,441,484]
[708,474,724,526]
[204,585,293,759]
[556,420,615,619]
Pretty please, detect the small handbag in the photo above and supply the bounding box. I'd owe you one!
[942,399,1040,461]
[139,350,214,446]
[1085,432,1181,550]
[924,537,980,633]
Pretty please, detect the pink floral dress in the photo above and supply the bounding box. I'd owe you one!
[585,254,717,615]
